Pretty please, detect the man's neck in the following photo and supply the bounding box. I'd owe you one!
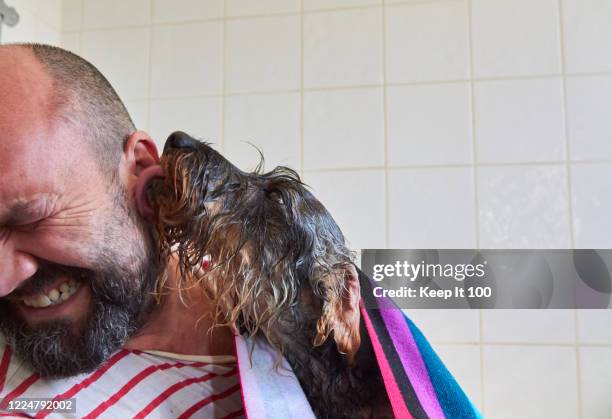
[124,257,235,357]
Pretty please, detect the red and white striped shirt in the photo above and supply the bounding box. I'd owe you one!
[0,339,244,418]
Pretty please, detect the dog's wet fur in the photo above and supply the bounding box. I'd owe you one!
[147,131,393,419]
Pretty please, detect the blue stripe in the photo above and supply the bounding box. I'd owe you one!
[404,314,483,419]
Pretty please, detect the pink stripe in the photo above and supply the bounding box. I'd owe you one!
[360,302,413,419]
[379,308,445,418]
[0,346,12,394]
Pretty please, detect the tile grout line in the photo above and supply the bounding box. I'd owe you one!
[382,1,390,249]
[144,0,153,135]
[556,1,582,415]
[118,71,612,101]
[299,0,305,177]
[466,0,485,413]
[220,1,228,154]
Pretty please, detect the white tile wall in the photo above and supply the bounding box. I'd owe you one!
[562,0,612,74]
[80,28,150,100]
[303,88,384,170]
[385,1,469,83]
[571,163,612,248]
[225,15,300,93]
[565,75,612,161]
[483,345,579,419]
[152,0,224,23]
[477,165,571,248]
[304,169,386,250]
[387,82,472,166]
[150,22,223,98]
[224,92,301,170]
[482,309,576,344]
[1,0,61,45]
[579,346,612,419]
[226,0,300,17]
[82,0,150,30]
[388,167,476,248]
[473,78,566,163]
[577,310,612,344]
[471,0,561,78]
[148,97,222,151]
[303,8,383,88]
[50,0,612,417]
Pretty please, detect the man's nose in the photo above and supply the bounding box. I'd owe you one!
[0,244,38,297]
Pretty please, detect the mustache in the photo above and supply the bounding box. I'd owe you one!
[4,261,90,300]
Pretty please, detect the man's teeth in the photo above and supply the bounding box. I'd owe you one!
[23,280,80,308]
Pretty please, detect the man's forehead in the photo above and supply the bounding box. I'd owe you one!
[0,47,56,134]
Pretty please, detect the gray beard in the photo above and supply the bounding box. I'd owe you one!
[0,259,160,378]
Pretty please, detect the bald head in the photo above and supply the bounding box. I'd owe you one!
[0,43,135,174]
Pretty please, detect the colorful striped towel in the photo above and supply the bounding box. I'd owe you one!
[236,268,482,419]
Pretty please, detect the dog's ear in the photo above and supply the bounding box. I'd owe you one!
[314,264,361,363]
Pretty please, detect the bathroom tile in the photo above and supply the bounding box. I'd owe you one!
[577,310,612,344]
[226,0,300,16]
[150,22,223,97]
[474,78,565,163]
[303,8,383,88]
[61,0,82,32]
[303,0,381,12]
[124,100,149,132]
[35,22,60,46]
[81,28,150,100]
[303,88,384,170]
[1,7,38,44]
[226,16,300,93]
[152,0,224,23]
[149,97,222,151]
[82,0,150,30]
[562,0,612,73]
[566,75,612,161]
[477,165,571,248]
[38,0,62,29]
[60,32,80,54]
[482,310,575,344]
[385,1,469,83]
[483,345,578,419]
[571,163,612,248]
[579,347,612,419]
[433,344,482,411]
[8,0,39,16]
[387,83,472,167]
[403,309,480,343]
[303,170,386,250]
[471,0,561,78]
[388,167,476,248]
[224,93,301,171]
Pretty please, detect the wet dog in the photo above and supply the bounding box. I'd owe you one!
[145,131,393,419]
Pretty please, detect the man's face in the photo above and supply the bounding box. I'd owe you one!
[0,48,160,377]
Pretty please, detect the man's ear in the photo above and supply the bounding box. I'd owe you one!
[122,131,164,221]
[314,264,361,363]
[123,130,160,176]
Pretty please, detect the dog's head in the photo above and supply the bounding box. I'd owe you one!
[143,131,361,361]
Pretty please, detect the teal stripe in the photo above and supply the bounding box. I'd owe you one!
[404,315,483,419]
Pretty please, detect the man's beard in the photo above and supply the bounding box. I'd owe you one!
[0,183,163,378]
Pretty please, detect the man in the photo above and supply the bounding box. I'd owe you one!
[0,44,481,419]
[0,44,241,417]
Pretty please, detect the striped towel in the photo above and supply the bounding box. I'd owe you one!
[237,268,482,419]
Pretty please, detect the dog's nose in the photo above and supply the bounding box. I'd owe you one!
[164,131,199,152]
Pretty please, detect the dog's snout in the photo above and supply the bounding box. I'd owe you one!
[164,131,200,152]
